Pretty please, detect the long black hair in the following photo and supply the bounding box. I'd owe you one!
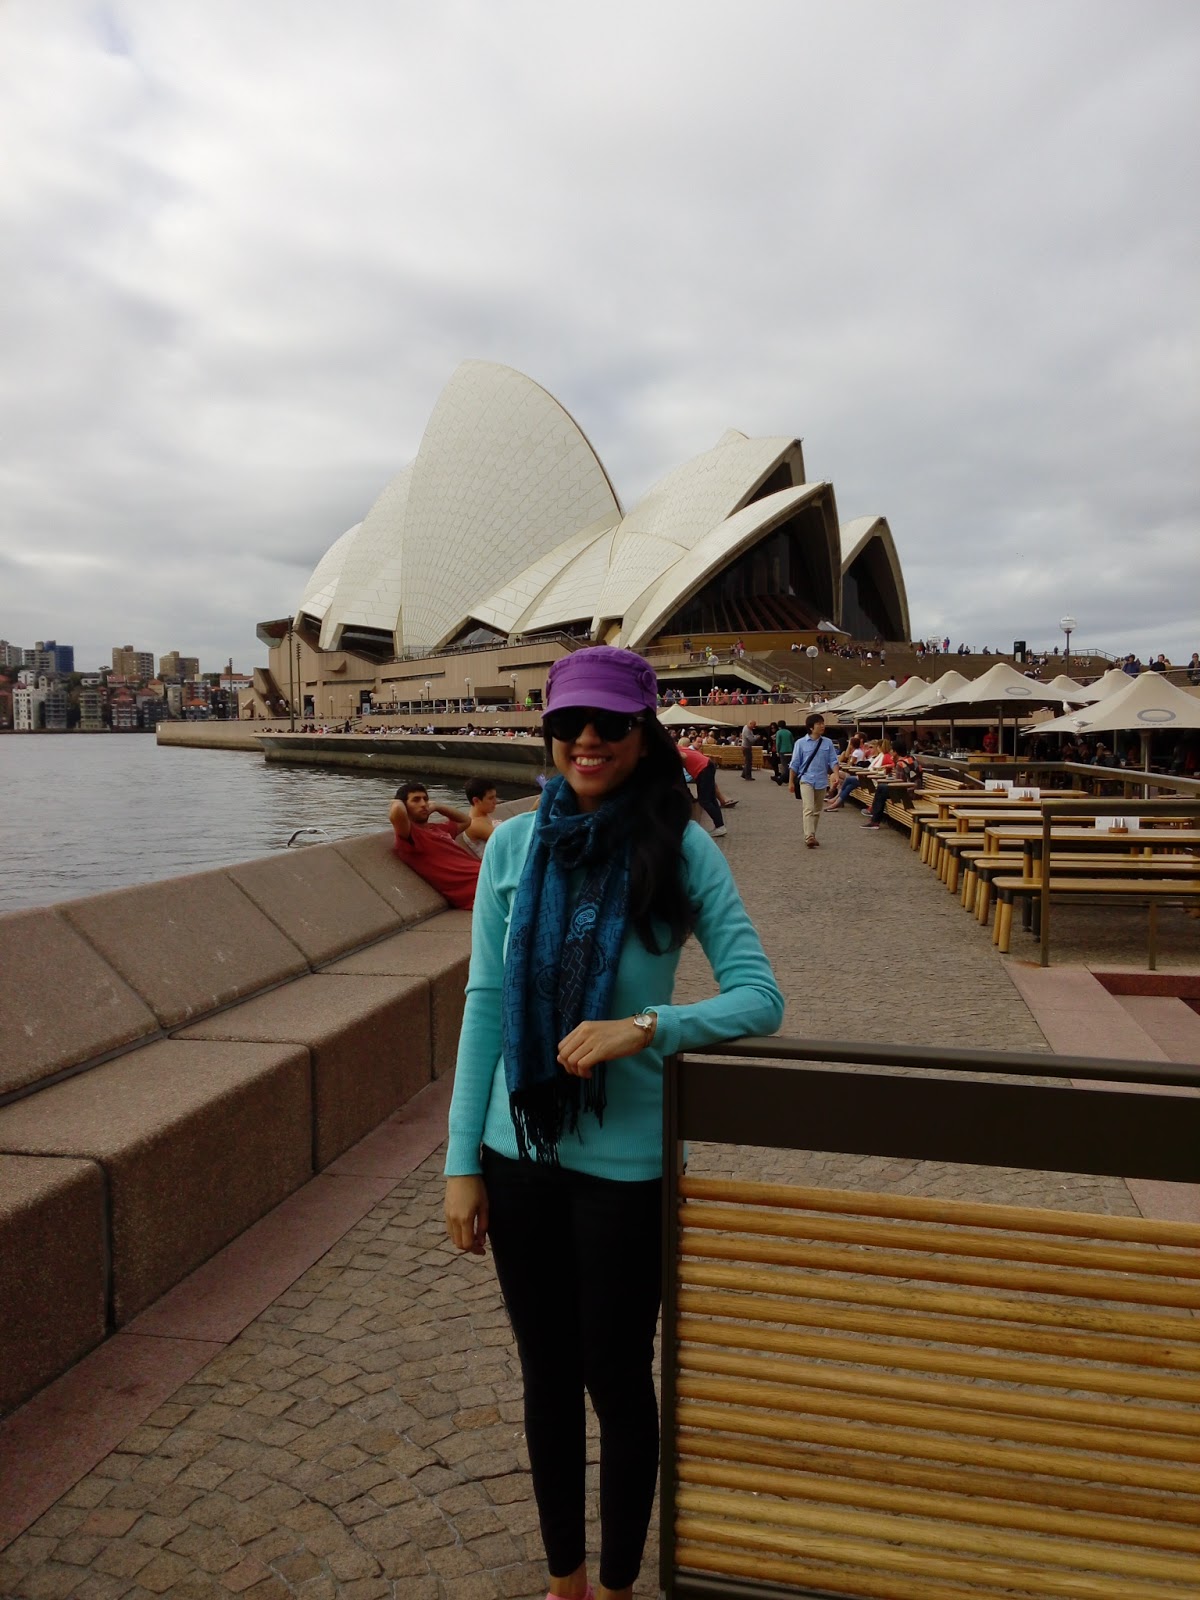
[543,713,697,953]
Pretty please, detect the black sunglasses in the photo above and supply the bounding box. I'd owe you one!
[543,706,645,743]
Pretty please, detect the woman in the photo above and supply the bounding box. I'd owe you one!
[444,646,783,1600]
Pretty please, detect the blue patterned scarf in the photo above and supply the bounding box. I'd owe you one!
[502,775,633,1163]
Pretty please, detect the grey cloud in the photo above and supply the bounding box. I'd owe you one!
[0,0,1196,671]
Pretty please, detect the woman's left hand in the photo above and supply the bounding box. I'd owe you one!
[558,1017,652,1077]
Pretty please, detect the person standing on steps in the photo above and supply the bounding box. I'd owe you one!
[444,646,783,1600]
[788,711,839,848]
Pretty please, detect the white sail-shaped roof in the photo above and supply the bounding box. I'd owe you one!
[620,484,829,650]
[293,362,909,657]
[298,524,360,625]
[320,468,412,649]
[400,362,620,650]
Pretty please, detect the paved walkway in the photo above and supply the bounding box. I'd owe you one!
[2,781,1196,1600]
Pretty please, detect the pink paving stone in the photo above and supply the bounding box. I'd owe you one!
[1006,962,1200,1225]
[125,1174,396,1344]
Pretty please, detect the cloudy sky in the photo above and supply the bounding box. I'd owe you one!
[1,0,1196,673]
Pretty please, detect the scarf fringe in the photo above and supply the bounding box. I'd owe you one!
[511,1067,609,1166]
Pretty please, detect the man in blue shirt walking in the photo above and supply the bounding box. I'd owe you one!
[788,712,840,848]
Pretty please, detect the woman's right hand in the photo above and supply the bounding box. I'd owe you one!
[445,1176,489,1256]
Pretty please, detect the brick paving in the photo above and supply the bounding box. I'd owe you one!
[1,780,1177,1600]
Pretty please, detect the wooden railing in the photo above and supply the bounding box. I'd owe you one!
[660,1038,1200,1599]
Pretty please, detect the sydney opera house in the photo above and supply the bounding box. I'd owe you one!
[258,361,909,718]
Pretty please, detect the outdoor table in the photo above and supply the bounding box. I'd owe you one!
[982,823,1200,867]
[947,807,1077,836]
[939,790,1079,822]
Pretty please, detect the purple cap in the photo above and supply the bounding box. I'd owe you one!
[544,646,658,715]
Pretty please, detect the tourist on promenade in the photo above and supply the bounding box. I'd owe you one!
[676,735,726,836]
[788,711,839,847]
[862,742,919,829]
[740,718,758,780]
[459,776,500,860]
[443,646,783,1600]
[389,782,480,909]
[773,720,794,785]
[824,732,867,810]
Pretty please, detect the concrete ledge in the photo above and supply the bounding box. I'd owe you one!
[176,973,431,1168]
[0,1040,312,1323]
[0,1155,107,1414]
[60,871,309,1029]
[0,909,160,1098]
[322,920,470,1077]
[228,842,402,963]
[332,829,449,924]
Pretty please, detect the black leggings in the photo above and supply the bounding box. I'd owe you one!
[694,759,724,829]
[481,1146,662,1591]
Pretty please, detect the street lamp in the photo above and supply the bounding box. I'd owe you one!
[464,676,471,713]
[1060,615,1077,670]
[286,617,296,732]
[806,644,819,698]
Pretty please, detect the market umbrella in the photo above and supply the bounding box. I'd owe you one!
[875,675,932,715]
[1042,674,1091,703]
[927,663,1078,756]
[900,669,971,713]
[842,679,899,717]
[1025,672,1200,773]
[658,703,726,728]
[1070,666,1135,703]
[821,683,870,715]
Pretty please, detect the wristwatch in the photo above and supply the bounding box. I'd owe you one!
[632,1009,658,1044]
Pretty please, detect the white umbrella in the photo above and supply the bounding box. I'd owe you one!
[898,669,972,715]
[658,703,726,728]
[822,683,870,715]
[1028,672,1200,740]
[924,663,1078,756]
[1028,671,1200,787]
[934,661,1079,713]
[1042,674,1090,702]
[1071,666,1135,704]
[843,679,899,716]
[875,675,932,715]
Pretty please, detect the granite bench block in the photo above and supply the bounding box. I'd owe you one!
[229,843,401,964]
[321,920,470,1077]
[0,1040,312,1324]
[60,870,309,1029]
[0,1154,108,1415]
[332,830,449,923]
[0,909,160,1096]
[176,973,431,1168]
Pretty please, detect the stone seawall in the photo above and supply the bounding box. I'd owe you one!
[255,732,546,785]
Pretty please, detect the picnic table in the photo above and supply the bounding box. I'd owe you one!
[981,823,1200,860]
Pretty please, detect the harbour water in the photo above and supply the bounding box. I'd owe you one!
[0,735,533,914]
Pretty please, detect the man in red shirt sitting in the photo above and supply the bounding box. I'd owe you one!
[388,782,480,910]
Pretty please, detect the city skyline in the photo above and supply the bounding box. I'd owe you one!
[1,3,1197,667]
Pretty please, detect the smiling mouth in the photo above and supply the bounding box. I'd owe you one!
[572,754,609,770]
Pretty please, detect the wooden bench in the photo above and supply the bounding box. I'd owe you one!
[966,853,1200,923]
[661,1041,1200,1600]
[991,875,1200,953]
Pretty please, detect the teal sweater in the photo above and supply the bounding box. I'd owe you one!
[445,814,784,1181]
